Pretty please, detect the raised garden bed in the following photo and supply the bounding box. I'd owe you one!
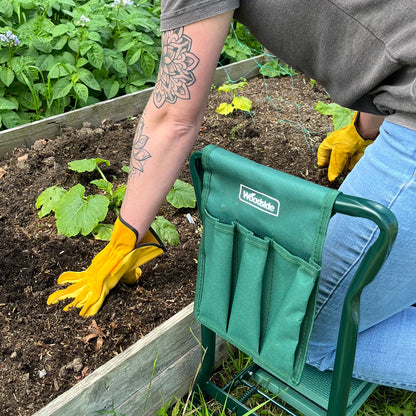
[0,57,335,415]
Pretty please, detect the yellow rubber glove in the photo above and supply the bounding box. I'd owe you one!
[317,113,374,181]
[47,218,165,317]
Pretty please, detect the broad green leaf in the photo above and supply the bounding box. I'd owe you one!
[0,97,18,111]
[62,52,76,66]
[115,37,135,52]
[32,38,53,54]
[128,72,147,87]
[52,24,69,37]
[113,58,127,75]
[17,91,39,111]
[1,111,22,128]
[36,186,67,218]
[68,158,110,173]
[0,0,13,17]
[55,184,109,237]
[78,69,101,91]
[52,78,72,100]
[0,49,8,65]
[259,61,297,78]
[52,35,68,51]
[102,79,119,99]
[79,39,93,56]
[314,101,354,131]
[151,216,179,246]
[68,38,80,53]
[76,57,89,68]
[37,55,55,72]
[218,81,247,93]
[92,223,113,241]
[0,68,15,87]
[232,96,252,113]
[73,82,88,102]
[88,32,102,43]
[126,48,141,66]
[135,32,155,46]
[166,179,196,209]
[112,185,126,208]
[87,43,104,69]
[216,102,234,115]
[48,63,70,79]
[91,179,112,193]
[141,52,155,78]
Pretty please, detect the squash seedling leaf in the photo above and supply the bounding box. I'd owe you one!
[36,186,67,218]
[151,216,179,246]
[232,96,252,113]
[55,184,109,237]
[68,158,110,173]
[166,179,196,209]
[92,223,113,241]
[314,101,354,132]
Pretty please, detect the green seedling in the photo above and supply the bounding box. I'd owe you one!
[314,101,354,134]
[259,60,297,78]
[216,80,252,116]
[36,160,196,245]
[166,179,196,209]
[36,158,125,239]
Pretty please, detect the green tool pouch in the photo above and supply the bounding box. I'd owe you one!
[190,145,339,385]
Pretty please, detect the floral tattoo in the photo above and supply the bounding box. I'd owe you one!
[129,115,151,177]
[153,27,200,108]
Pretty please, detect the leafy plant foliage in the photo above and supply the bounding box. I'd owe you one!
[36,158,196,245]
[0,0,161,129]
[314,101,354,133]
[36,158,124,238]
[216,80,252,116]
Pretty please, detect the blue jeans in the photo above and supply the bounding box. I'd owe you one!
[307,121,416,390]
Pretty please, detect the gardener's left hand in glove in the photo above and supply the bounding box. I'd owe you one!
[47,217,165,317]
[317,112,375,181]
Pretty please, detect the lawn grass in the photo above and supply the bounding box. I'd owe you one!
[159,348,416,416]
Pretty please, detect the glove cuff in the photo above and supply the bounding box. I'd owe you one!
[118,213,166,251]
[118,213,139,242]
[353,112,374,141]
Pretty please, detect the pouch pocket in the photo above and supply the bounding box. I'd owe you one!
[194,208,320,384]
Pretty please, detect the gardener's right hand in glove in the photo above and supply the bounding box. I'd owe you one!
[317,112,375,181]
[47,217,165,317]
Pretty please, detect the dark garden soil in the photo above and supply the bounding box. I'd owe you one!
[0,73,339,415]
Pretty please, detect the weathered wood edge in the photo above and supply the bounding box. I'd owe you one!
[34,303,228,416]
[0,55,266,157]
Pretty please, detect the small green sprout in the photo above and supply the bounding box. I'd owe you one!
[216,80,252,116]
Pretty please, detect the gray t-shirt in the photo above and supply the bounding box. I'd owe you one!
[161,0,416,131]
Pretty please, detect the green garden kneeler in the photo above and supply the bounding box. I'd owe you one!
[189,145,398,416]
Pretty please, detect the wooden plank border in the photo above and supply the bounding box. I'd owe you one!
[34,303,228,416]
[0,55,266,157]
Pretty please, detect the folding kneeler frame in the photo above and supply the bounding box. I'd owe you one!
[189,145,398,416]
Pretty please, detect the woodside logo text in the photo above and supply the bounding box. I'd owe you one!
[239,184,280,217]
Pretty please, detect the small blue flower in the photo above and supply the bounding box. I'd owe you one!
[0,31,20,46]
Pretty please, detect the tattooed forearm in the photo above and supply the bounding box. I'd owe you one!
[129,115,151,177]
[153,27,200,109]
